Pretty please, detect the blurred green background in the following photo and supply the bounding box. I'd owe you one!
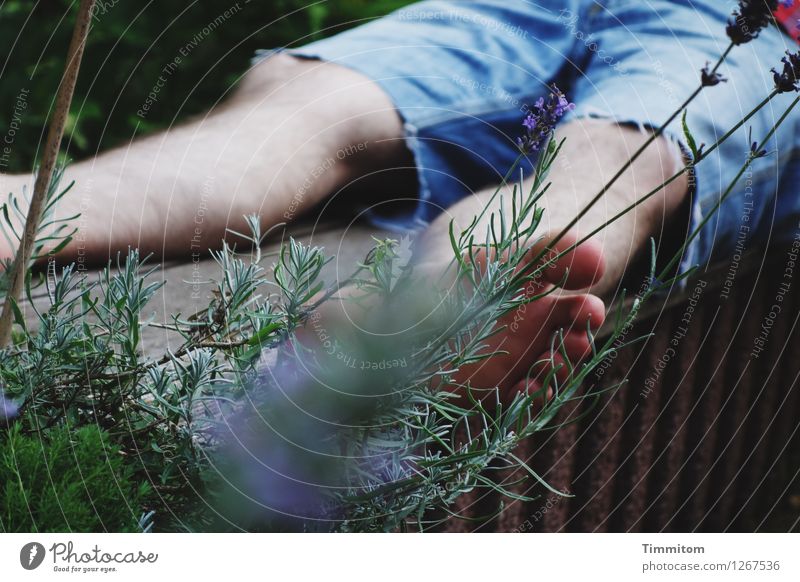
[0,0,414,173]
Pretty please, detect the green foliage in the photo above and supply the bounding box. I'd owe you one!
[0,0,414,174]
[0,140,637,532]
[0,164,77,286]
[0,423,150,532]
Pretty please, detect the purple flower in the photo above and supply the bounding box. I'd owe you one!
[554,93,575,117]
[1,390,18,424]
[726,1,780,45]
[701,62,727,87]
[517,85,575,154]
[212,362,334,527]
[773,51,800,93]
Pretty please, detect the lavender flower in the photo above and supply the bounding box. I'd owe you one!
[701,63,727,87]
[772,51,800,93]
[213,362,335,528]
[517,85,575,154]
[1,390,18,424]
[213,329,416,530]
[726,1,780,45]
[749,128,769,158]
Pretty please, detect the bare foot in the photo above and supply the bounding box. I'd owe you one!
[449,232,606,402]
[296,231,606,407]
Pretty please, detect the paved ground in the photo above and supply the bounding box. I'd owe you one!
[147,220,393,356]
[21,219,391,357]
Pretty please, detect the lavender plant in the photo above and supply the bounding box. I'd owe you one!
[0,0,798,532]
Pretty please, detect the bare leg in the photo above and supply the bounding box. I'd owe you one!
[0,54,407,263]
[419,120,690,396]
[421,119,689,296]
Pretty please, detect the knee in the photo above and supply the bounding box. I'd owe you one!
[560,118,689,197]
[235,53,318,99]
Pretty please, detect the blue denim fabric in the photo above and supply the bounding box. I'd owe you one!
[261,0,800,271]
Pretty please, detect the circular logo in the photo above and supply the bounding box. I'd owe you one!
[19,542,46,570]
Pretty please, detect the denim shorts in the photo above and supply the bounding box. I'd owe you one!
[258,0,800,272]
